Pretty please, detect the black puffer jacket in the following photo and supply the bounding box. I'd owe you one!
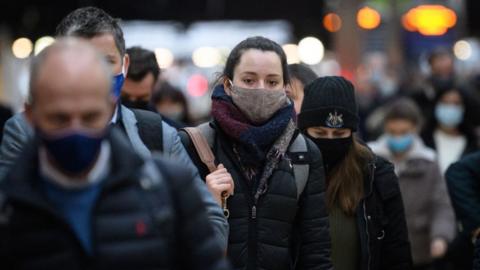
[358,155,413,270]
[0,129,229,270]
[181,123,332,270]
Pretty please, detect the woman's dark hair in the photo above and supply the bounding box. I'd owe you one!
[222,36,290,85]
[55,6,126,56]
[288,63,317,86]
[384,98,423,127]
[328,137,373,216]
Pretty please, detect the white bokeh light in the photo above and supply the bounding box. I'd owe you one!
[454,40,472,61]
[154,48,175,69]
[192,47,222,68]
[298,37,324,65]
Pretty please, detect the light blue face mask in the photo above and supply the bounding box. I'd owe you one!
[386,134,414,153]
[435,103,464,128]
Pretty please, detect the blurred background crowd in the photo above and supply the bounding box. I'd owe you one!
[1,0,480,269]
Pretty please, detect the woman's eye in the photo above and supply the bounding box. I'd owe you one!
[269,81,279,86]
[243,79,254,84]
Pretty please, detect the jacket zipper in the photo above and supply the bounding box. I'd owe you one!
[363,162,376,270]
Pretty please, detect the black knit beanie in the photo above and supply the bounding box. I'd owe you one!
[298,76,359,131]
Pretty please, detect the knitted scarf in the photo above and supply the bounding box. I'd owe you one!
[211,85,296,200]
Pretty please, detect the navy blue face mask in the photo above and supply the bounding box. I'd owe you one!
[112,73,125,99]
[38,129,106,175]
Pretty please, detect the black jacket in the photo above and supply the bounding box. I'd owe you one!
[445,151,480,270]
[357,155,413,270]
[180,123,332,270]
[0,129,229,270]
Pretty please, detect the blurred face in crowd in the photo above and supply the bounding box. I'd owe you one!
[384,119,417,137]
[89,33,129,76]
[26,45,114,134]
[225,49,284,92]
[306,126,352,139]
[435,90,465,130]
[286,78,304,114]
[430,54,453,78]
[439,90,462,106]
[122,72,155,102]
[155,98,185,120]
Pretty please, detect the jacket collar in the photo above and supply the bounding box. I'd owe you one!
[0,128,144,208]
[118,105,151,159]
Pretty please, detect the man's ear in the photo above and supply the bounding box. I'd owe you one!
[123,54,130,76]
[24,102,34,126]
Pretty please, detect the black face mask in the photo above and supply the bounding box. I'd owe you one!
[121,98,151,111]
[306,135,353,173]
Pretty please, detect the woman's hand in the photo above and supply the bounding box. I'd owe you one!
[430,238,448,258]
[205,164,234,206]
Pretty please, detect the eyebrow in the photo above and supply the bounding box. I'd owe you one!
[240,72,282,77]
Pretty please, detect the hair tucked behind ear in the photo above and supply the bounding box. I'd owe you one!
[326,136,373,216]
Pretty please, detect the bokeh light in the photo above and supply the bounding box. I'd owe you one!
[34,36,55,55]
[187,74,209,97]
[12,37,33,59]
[357,7,381,30]
[192,47,221,68]
[154,48,174,69]
[298,37,324,65]
[282,44,300,64]
[454,40,472,60]
[323,13,342,32]
[403,5,457,36]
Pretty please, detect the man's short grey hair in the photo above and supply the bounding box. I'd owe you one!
[28,38,112,104]
[55,6,126,57]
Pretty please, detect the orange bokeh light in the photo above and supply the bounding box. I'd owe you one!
[357,7,381,30]
[323,13,342,32]
[403,5,457,36]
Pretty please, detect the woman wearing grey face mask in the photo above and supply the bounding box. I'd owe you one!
[179,36,332,270]
[420,86,479,174]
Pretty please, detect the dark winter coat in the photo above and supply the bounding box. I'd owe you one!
[355,154,413,270]
[0,129,229,270]
[180,122,332,270]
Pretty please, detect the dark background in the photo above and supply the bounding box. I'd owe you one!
[1,0,328,41]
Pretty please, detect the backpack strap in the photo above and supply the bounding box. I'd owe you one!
[183,127,216,173]
[132,109,164,153]
[181,123,217,173]
[288,134,310,200]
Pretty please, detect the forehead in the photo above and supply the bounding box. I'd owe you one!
[385,118,415,128]
[34,52,110,105]
[440,90,462,101]
[235,49,283,76]
[88,33,121,58]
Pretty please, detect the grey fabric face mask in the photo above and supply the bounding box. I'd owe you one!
[228,81,288,125]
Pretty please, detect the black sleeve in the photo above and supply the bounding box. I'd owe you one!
[445,154,480,236]
[295,138,333,270]
[375,159,413,270]
[154,159,230,270]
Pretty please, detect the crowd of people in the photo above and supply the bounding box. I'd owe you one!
[0,5,479,270]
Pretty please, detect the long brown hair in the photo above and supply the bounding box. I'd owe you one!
[326,136,373,216]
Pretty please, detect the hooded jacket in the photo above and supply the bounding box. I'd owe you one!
[369,135,455,265]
